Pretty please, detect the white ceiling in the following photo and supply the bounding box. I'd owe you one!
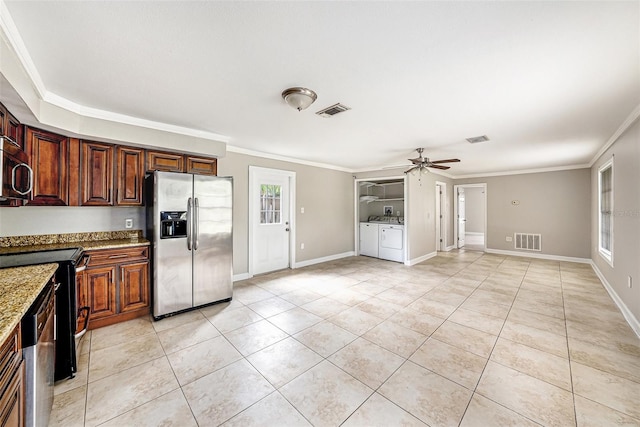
[3,1,639,176]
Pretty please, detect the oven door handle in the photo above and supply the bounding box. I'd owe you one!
[74,306,91,341]
[75,254,91,273]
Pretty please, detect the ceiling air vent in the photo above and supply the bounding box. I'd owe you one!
[466,135,490,144]
[315,103,351,118]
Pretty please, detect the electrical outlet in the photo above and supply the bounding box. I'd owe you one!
[300,243,305,250]
[506,236,513,242]
[125,218,133,229]
[301,207,305,214]
[629,276,633,288]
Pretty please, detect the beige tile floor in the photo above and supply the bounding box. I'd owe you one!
[50,251,640,426]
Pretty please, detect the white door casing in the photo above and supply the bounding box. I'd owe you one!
[457,187,466,248]
[435,182,447,251]
[249,166,295,275]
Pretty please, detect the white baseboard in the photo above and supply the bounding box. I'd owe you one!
[590,262,640,339]
[465,232,484,236]
[484,248,591,264]
[293,251,356,269]
[233,272,251,282]
[445,245,455,252]
[405,251,437,266]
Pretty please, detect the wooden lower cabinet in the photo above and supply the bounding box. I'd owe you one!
[0,325,24,427]
[85,266,117,321]
[119,262,149,313]
[82,246,150,329]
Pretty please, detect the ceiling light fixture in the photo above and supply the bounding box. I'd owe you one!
[281,87,317,111]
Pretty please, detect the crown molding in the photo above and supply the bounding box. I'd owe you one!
[453,163,591,179]
[226,145,353,173]
[0,0,230,144]
[589,102,640,167]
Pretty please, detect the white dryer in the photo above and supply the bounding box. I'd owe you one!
[379,224,404,262]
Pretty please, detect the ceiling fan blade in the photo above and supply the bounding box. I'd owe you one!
[428,164,450,170]
[404,165,420,174]
[408,157,424,164]
[431,158,460,164]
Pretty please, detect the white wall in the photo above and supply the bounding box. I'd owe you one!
[218,151,354,275]
[0,206,145,236]
[591,118,640,327]
[457,168,591,259]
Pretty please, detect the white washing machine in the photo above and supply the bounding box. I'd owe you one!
[359,222,379,257]
[379,224,404,262]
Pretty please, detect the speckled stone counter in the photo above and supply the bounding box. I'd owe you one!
[0,263,57,344]
[0,230,150,255]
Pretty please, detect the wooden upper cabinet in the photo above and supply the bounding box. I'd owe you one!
[6,112,22,149]
[186,156,217,175]
[25,127,69,206]
[116,147,144,206]
[81,141,114,206]
[146,150,184,173]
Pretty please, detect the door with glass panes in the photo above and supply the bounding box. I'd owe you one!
[250,167,292,275]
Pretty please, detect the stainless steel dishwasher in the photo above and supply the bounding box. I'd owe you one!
[21,279,55,427]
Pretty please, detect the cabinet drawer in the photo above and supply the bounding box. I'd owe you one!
[86,246,149,267]
[0,325,21,396]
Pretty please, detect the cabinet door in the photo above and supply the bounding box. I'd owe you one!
[25,127,69,206]
[75,271,88,335]
[0,103,6,137]
[146,150,184,173]
[186,156,217,175]
[119,261,149,313]
[81,141,114,206]
[86,266,117,320]
[5,112,22,149]
[0,365,24,427]
[116,147,144,206]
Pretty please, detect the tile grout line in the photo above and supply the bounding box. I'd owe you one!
[559,264,579,427]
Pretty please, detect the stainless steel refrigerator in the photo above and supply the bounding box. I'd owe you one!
[146,171,233,319]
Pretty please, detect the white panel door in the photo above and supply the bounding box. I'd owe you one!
[250,167,292,275]
[457,188,466,248]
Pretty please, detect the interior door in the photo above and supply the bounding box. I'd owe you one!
[250,168,292,275]
[457,188,466,248]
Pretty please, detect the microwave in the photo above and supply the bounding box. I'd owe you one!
[0,136,32,201]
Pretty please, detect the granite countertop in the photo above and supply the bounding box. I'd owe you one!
[0,237,150,255]
[0,263,58,344]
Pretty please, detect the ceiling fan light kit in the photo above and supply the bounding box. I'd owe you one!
[281,87,317,111]
[404,148,460,174]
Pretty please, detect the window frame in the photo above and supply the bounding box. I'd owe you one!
[598,158,614,266]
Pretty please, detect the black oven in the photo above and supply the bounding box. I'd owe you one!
[0,247,88,381]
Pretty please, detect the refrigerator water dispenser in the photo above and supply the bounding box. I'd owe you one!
[160,211,187,238]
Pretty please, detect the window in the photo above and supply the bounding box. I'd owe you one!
[260,184,281,224]
[598,159,613,265]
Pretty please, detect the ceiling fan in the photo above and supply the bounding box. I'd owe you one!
[404,148,460,174]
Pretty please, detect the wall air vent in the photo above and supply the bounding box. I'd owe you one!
[514,233,541,251]
[466,135,490,144]
[316,103,351,118]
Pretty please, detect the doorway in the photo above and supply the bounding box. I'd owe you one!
[454,184,486,251]
[249,166,296,275]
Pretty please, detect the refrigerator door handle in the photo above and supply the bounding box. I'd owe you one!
[187,197,193,250]
[194,197,200,250]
